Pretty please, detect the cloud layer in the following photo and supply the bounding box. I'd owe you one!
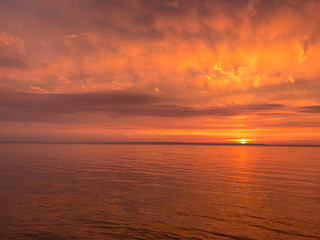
[0,0,320,143]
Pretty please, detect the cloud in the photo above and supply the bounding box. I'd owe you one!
[0,55,26,68]
[0,32,26,68]
[0,32,24,55]
[299,106,320,113]
[0,91,286,123]
[1,0,320,95]
[30,86,48,93]
[0,0,320,143]
[167,1,179,8]
[56,75,71,84]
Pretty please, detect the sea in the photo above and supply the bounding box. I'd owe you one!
[0,143,319,240]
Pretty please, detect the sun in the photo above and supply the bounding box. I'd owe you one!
[233,138,256,144]
[229,138,251,144]
[239,139,248,144]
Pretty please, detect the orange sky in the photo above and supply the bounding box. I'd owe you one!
[1,0,320,144]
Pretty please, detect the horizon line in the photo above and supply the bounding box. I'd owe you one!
[0,141,319,147]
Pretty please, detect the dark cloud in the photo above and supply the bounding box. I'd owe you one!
[0,91,285,123]
[0,0,304,43]
[299,106,320,113]
[0,55,26,68]
[269,121,320,128]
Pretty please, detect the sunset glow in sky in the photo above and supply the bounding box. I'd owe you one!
[1,0,320,144]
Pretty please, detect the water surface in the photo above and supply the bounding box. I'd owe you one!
[0,144,319,239]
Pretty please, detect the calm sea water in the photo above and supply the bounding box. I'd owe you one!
[0,144,319,240]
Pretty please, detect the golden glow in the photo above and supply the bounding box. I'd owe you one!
[240,139,247,145]
[232,139,255,145]
[288,76,295,83]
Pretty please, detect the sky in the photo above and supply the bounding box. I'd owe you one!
[1,0,320,144]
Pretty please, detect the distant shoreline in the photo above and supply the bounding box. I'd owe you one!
[0,141,319,147]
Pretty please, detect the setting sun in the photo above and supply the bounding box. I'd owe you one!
[231,138,256,145]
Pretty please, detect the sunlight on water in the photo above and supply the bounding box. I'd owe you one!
[0,144,319,239]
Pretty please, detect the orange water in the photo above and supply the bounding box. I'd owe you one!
[0,144,319,239]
